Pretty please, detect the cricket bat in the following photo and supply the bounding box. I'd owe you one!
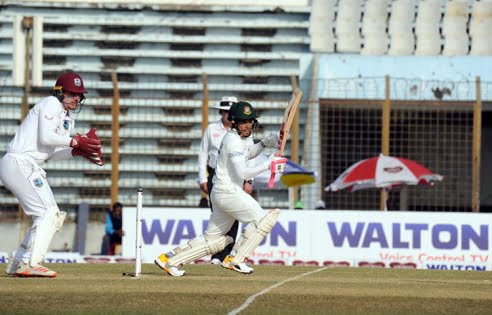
[268,88,303,188]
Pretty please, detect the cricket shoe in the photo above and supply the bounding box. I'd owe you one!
[221,255,254,274]
[5,258,20,276]
[154,253,185,277]
[15,262,57,278]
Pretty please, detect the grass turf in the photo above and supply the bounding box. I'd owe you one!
[1,263,491,314]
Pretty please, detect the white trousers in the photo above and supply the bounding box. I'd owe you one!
[0,154,58,263]
[208,184,265,238]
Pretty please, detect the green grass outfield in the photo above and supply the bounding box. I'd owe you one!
[1,263,491,315]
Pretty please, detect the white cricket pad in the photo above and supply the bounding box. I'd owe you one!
[168,235,233,267]
[232,209,280,264]
[29,207,66,267]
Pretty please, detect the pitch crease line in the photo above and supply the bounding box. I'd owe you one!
[228,267,329,315]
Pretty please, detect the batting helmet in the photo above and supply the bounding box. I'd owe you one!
[227,101,257,122]
[54,72,87,94]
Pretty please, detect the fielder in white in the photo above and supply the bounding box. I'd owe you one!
[155,101,287,276]
[0,72,104,277]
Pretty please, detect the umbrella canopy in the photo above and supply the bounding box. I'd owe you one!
[325,154,443,192]
[254,153,316,188]
[280,160,316,187]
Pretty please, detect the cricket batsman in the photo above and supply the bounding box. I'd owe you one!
[1,71,104,277]
[155,101,287,276]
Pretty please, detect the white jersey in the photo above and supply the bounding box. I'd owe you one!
[198,119,254,184]
[213,130,268,191]
[7,96,74,165]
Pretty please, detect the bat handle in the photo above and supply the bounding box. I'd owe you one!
[268,172,276,188]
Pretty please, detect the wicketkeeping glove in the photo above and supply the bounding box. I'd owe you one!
[268,155,287,173]
[71,128,104,166]
[72,148,104,166]
[70,130,101,154]
[260,133,279,148]
[85,128,101,142]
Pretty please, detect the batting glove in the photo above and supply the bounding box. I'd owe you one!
[260,133,279,148]
[269,155,288,173]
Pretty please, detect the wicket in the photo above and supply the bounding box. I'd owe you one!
[123,187,143,277]
[135,187,143,276]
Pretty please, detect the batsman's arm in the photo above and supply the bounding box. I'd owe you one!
[230,150,271,180]
[247,134,279,159]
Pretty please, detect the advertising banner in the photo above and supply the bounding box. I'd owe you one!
[0,251,136,264]
[122,208,492,271]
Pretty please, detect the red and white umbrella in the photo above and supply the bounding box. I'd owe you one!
[325,154,443,192]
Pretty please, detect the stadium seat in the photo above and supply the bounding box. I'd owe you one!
[364,0,388,20]
[415,20,441,37]
[309,0,336,52]
[469,18,492,36]
[442,34,470,56]
[389,0,416,34]
[469,0,492,55]
[309,0,335,33]
[471,1,492,19]
[444,0,468,18]
[336,34,361,53]
[415,34,442,55]
[416,0,442,24]
[361,34,388,55]
[470,35,492,55]
[388,33,415,55]
[337,0,362,22]
[361,3,388,55]
[310,35,335,53]
[442,17,468,37]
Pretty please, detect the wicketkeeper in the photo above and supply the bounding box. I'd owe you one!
[155,101,286,276]
[1,71,104,277]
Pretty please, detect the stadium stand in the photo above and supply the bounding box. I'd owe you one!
[335,0,362,53]
[388,0,415,55]
[469,1,492,55]
[309,0,335,52]
[308,0,483,56]
[442,1,469,56]
[0,0,487,214]
[361,0,389,55]
[0,2,311,213]
[414,1,441,55]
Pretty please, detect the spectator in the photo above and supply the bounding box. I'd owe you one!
[101,202,125,255]
[315,200,326,210]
